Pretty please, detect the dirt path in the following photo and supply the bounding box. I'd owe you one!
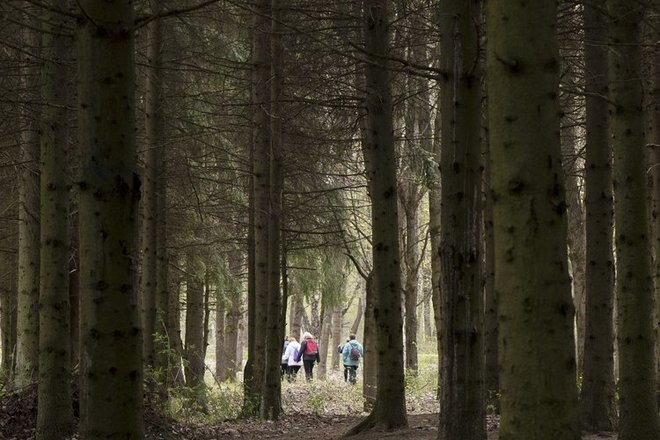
[188,414,456,440]
[176,414,616,440]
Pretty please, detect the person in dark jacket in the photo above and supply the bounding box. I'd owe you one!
[295,331,320,380]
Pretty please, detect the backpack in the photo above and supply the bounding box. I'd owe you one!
[293,347,299,360]
[305,339,318,355]
[349,343,361,361]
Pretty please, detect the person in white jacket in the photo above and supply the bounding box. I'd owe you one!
[282,336,303,382]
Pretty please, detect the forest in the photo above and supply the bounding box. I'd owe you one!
[0,0,659,439]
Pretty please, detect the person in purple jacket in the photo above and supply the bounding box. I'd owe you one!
[295,331,320,380]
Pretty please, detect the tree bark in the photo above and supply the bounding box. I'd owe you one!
[141,10,163,373]
[261,0,283,420]
[558,25,587,370]
[350,293,364,337]
[184,252,206,407]
[331,306,342,370]
[215,291,226,380]
[362,272,377,410]
[483,136,498,403]
[437,1,485,438]
[14,9,40,388]
[0,251,17,379]
[646,0,660,411]
[69,235,80,370]
[223,250,242,381]
[609,1,660,438]
[349,1,407,432]
[290,292,303,339]
[78,0,143,435]
[486,0,581,438]
[401,187,420,374]
[244,0,271,417]
[36,0,72,435]
[579,0,616,431]
[318,307,332,380]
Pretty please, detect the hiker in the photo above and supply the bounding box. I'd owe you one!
[341,334,364,384]
[295,331,320,380]
[282,336,303,382]
[338,338,350,381]
[281,336,290,379]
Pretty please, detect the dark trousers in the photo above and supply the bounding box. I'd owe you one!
[303,360,316,380]
[344,365,358,384]
[287,365,301,382]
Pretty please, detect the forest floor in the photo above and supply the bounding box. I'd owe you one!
[173,413,617,440]
[0,368,618,440]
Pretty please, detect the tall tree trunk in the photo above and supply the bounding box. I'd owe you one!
[317,307,332,380]
[430,50,443,401]
[362,272,377,410]
[422,292,433,341]
[402,189,420,374]
[168,279,185,387]
[14,11,40,388]
[243,122,257,412]
[559,28,587,370]
[153,30,169,390]
[216,291,226,380]
[579,0,616,431]
[223,250,242,382]
[78,0,143,435]
[647,0,660,410]
[244,0,271,417]
[350,293,363,337]
[331,306,342,370]
[609,1,660,438]
[290,292,303,339]
[0,251,17,379]
[141,11,163,372]
[562,138,587,371]
[483,136,498,403]
[184,252,206,407]
[486,0,581,438]
[349,1,407,432]
[203,269,212,362]
[429,157,442,402]
[262,0,283,418]
[236,313,246,374]
[36,1,72,436]
[69,234,80,370]
[437,1,485,439]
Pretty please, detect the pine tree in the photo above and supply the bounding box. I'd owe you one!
[486,0,580,438]
[78,0,143,436]
[348,0,407,433]
[608,0,660,437]
[437,1,485,439]
[579,0,616,430]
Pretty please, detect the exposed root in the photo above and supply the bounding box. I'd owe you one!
[344,412,376,437]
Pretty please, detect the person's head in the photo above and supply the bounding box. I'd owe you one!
[288,336,297,342]
[349,334,356,340]
[303,331,313,340]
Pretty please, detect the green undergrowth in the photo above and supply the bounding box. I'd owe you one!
[281,370,366,416]
[164,341,440,423]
